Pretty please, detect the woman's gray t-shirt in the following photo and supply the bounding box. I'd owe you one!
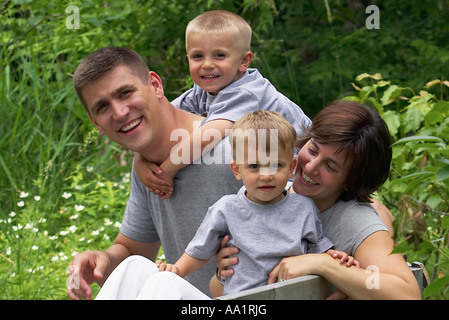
[319,199,389,256]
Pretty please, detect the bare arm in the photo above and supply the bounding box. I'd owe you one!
[158,119,234,196]
[67,232,161,300]
[133,119,233,198]
[159,252,209,278]
[370,198,394,237]
[268,231,421,299]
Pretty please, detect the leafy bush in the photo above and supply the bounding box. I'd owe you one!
[344,73,449,299]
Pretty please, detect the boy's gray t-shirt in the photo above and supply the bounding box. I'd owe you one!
[185,191,333,295]
[240,183,389,257]
[120,138,243,296]
[172,68,311,135]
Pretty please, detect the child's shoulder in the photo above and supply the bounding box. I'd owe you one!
[213,193,242,206]
[288,192,316,206]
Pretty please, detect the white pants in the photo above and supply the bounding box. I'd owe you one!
[95,255,211,300]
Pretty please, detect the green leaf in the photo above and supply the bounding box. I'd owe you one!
[403,107,424,133]
[418,240,435,251]
[436,165,449,182]
[355,73,382,81]
[442,216,449,229]
[380,85,400,106]
[423,275,449,299]
[390,241,413,254]
[383,110,400,136]
[424,101,449,125]
[426,194,442,209]
[393,135,445,146]
[390,171,434,185]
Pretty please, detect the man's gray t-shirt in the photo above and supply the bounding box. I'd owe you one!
[172,68,311,135]
[120,139,242,296]
[185,191,333,295]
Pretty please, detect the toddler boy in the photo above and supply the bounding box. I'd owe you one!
[159,110,356,295]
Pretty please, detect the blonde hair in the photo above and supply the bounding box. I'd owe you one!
[186,10,252,53]
[229,110,297,162]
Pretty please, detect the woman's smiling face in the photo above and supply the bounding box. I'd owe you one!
[292,139,353,212]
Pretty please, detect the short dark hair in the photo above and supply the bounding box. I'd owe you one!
[73,47,150,114]
[297,100,392,203]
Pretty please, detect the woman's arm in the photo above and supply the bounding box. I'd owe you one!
[268,231,421,299]
[370,199,394,237]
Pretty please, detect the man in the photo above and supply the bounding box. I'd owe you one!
[67,47,243,299]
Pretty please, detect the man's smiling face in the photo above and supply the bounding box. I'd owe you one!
[82,65,164,153]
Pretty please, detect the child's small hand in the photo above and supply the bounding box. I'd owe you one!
[134,153,173,197]
[327,249,360,268]
[157,261,182,276]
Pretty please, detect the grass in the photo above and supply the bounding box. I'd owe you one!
[0,36,136,299]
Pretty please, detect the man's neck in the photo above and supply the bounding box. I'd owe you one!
[138,101,204,164]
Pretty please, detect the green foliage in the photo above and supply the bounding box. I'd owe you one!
[0,164,131,299]
[1,0,448,299]
[344,74,449,299]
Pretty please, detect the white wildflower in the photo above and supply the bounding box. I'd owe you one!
[19,191,29,198]
[62,192,72,199]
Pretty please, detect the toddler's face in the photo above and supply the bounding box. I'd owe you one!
[186,32,251,95]
[231,145,296,204]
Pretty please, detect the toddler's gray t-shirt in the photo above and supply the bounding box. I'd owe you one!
[185,191,333,295]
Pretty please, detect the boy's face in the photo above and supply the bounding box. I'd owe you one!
[186,32,252,95]
[230,145,297,205]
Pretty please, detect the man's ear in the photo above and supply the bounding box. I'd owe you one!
[148,71,165,99]
[289,157,297,178]
[238,51,253,73]
[88,114,104,136]
[230,160,242,181]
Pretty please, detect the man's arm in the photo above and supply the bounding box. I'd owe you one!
[67,232,160,300]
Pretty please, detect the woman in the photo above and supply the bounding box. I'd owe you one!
[212,100,421,299]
